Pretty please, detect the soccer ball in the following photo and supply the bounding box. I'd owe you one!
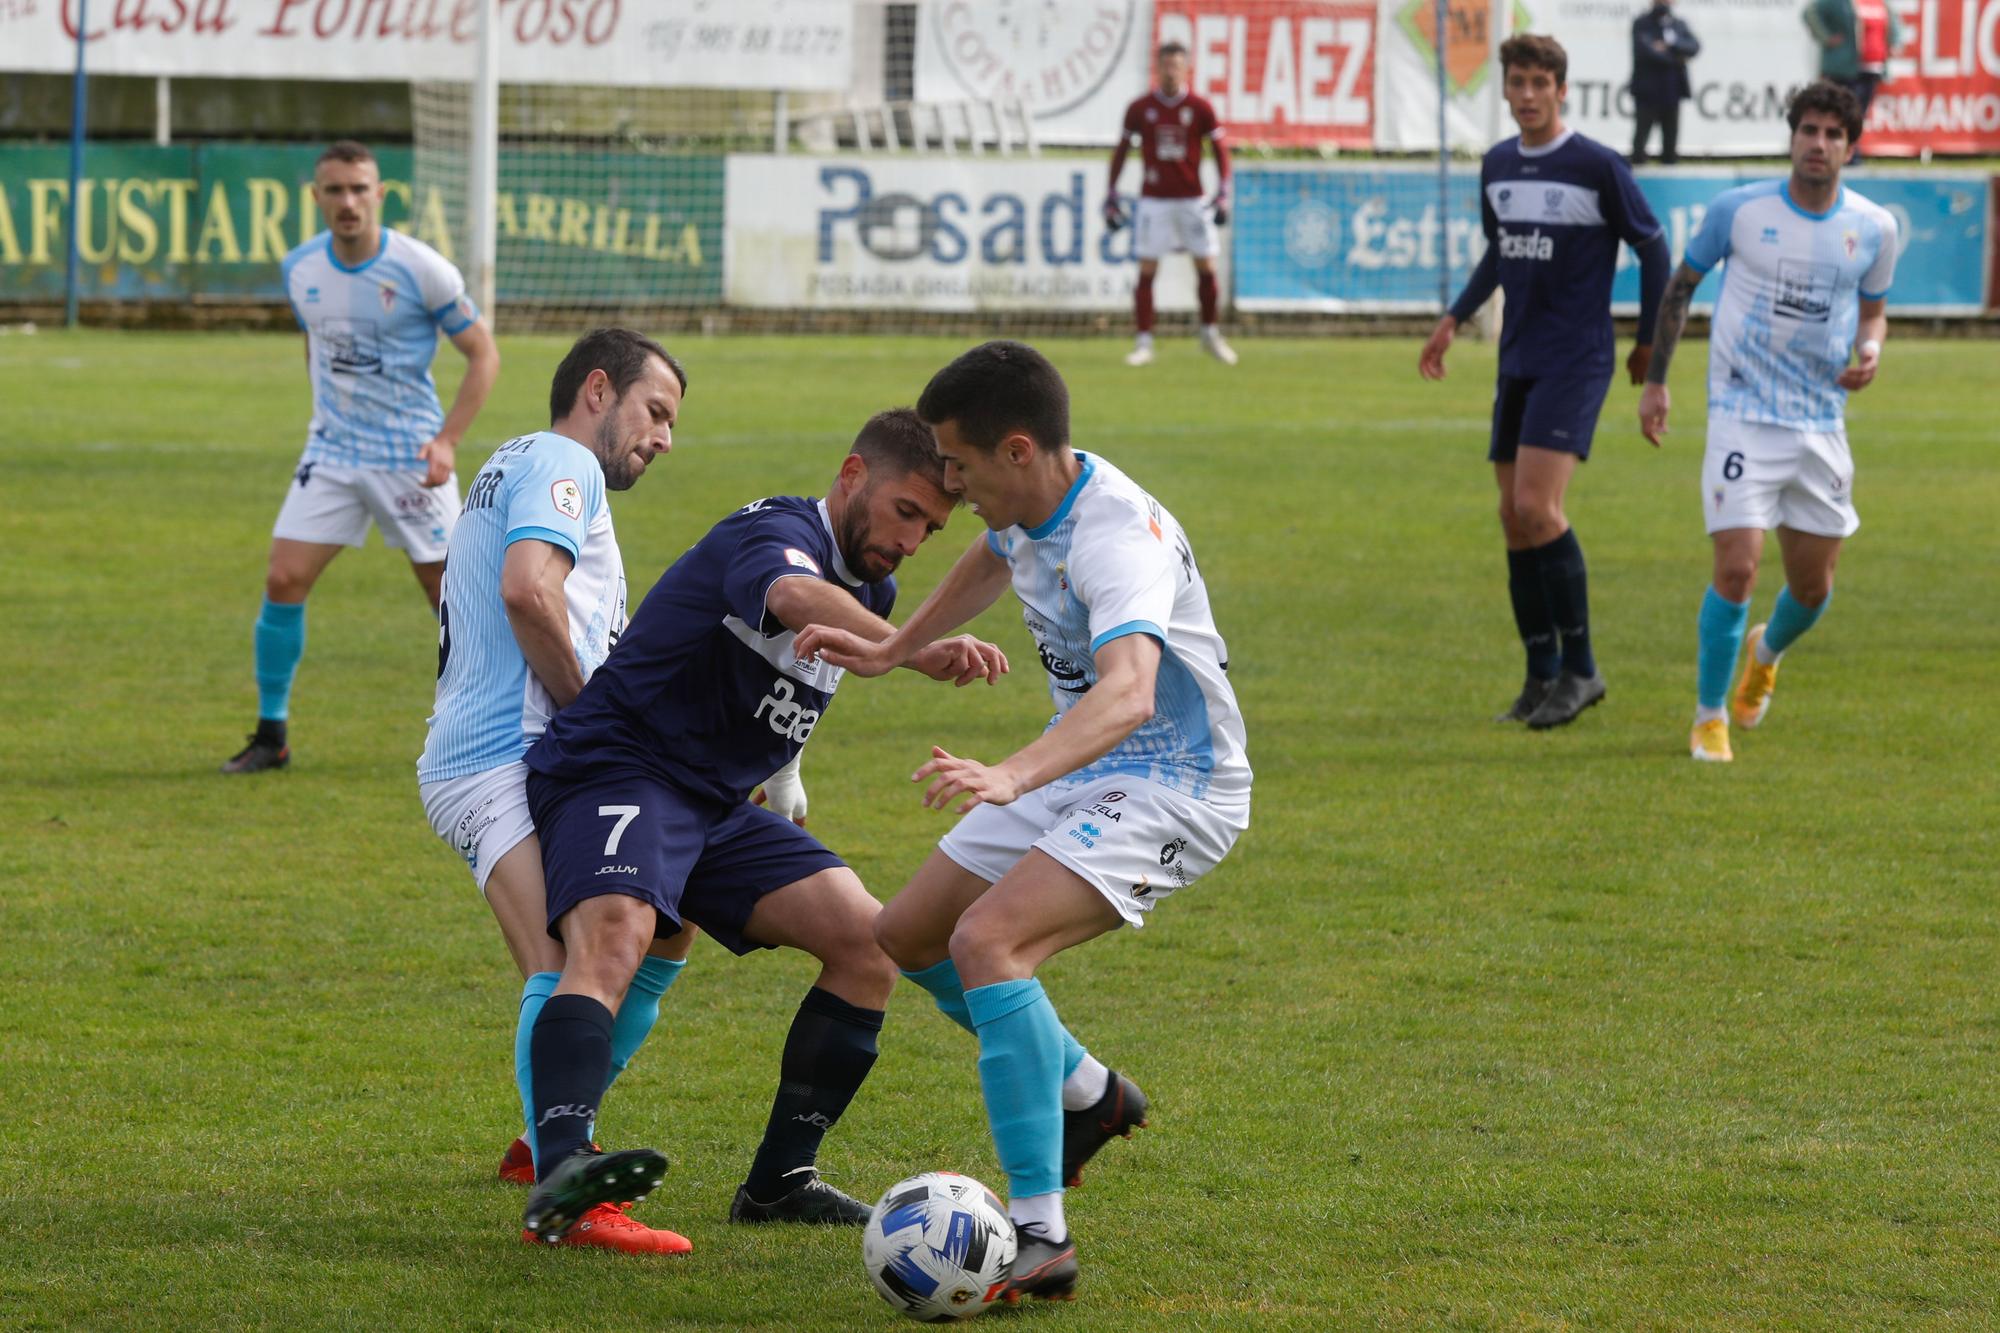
[861,1171,1017,1322]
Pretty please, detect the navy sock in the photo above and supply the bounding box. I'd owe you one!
[528,993,614,1182]
[1535,529,1597,679]
[743,987,884,1202]
[1506,548,1561,680]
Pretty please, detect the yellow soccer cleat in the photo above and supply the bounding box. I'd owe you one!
[1731,623,1780,729]
[1690,717,1733,763]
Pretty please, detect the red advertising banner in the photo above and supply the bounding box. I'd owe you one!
[1867,0,2000,155]
[1153,1,1375,148]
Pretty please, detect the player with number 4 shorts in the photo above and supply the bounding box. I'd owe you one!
[1639,81,1896,763]
[794,342,1253,1306]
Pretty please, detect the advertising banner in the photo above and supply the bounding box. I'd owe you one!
[914,0,1153,147]
[1235,162,1991,314]
[723,154,1223,312]
[1153,1,1377,148]
[0,0,854,89]
[0,142,724,304]
[1374,0,1821,157]
[1866,0,2000,155]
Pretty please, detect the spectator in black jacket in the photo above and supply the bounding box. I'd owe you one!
[1631,0,1701,163]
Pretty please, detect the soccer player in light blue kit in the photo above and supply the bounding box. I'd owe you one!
[419,329,700,1254]
[1638,82,1896,763]
[795,341,1253,1305]
[224,139,500,773]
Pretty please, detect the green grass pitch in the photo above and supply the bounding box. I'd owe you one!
[2,329,1996,1330]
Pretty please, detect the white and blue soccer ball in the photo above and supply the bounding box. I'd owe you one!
[861,1171,1017,1322]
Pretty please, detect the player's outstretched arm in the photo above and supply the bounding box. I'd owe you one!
[1639,263,1704,446]
[500,538,585,706]
[915,633,1161,814]
[795,536,1013,676]
[421,319,501,487]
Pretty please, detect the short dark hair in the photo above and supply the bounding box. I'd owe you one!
[1787,79,1865,144]
[1158,40,1188,60]
[916,341,1070,456]
[851,407,951,496]
[548,327,686,425]
[317,140,377,169]
[1499,33,1567,85]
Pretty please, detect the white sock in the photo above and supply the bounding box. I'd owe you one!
[1753,637,1781,666]
[1133,332,1153,350]
[1061,1054,1109,1112]
[1008,1191,1066,1240]
[1200,323,1220,339]
[1694,704,1726,725]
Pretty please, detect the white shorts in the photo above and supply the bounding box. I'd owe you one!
[937,775,1248,928]
[273,459,461,562]
[1703,418,1859,539]
[1134,197,1218,262]
[420,761,537,895]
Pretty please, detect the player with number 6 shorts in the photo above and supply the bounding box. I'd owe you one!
[793,342,1253,1306]
[1639,81,1896,763]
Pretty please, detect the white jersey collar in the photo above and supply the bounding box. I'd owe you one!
[1516,128,1576,159]
[816,498,862,587]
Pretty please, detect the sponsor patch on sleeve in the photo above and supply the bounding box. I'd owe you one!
[784,547,822,575]
[551,478,584,521]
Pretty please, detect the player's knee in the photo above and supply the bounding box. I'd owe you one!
[1789,579,1832,609]
[874,905,932,972]
[944,910,1015,981]
[1713,561,1757,602]
[264,565,312,603]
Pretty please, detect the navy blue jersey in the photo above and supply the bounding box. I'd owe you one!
[1466,131,1662,379]
[525,495,894,805]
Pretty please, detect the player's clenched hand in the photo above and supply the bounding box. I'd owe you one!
[1102,196,1127,232]
[1418,316,1455,380]
[909,635,1009,687]
[914,746,1022,814]
[793,624,897,677]
[1837,343,1880,391]
[752,756,809,825]
[1626,343,1653,386]
[418,435,456,487]
[1638,383,1671,447]
[1210,196,1230,227]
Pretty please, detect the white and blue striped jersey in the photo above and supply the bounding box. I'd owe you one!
[280,229,480,470]
[1685,181,1897,431]
[985,452,1251,806]
[418,431,624,784]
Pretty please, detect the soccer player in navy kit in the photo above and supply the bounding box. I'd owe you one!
[1419,35,1672,729]
[515,412,1009,1243]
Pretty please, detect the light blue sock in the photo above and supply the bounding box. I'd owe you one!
[254,598,307,720]
[1697,586,1750,710]
[515,971,560,1161]
[965,979,1065,1200]
[903,959,1086,1078]
[1763,586,1829,656]
[607,954,685,1087]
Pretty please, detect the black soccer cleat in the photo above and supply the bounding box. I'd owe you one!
[1526,670,1608,730]
[727,1170,871,1225]
[220,733,290,774]
[1000,1226,1079,1304]
[522,1147,667,1243]
[1495,676,1555,723]
[1062,1069,1149,1189]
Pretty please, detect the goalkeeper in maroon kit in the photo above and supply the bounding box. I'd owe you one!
[1105,41,1236,367]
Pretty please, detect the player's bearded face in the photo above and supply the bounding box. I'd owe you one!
[1791,113,1846,183]
[838,475,950,583]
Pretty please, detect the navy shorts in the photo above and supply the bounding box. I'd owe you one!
[1488,371,1614,462]
[526,768,845,955]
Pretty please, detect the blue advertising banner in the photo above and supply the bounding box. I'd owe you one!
[1236,164,1992,316]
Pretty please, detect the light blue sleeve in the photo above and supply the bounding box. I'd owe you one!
[1683,188,1744,274]
[501,442,600,563]
[1859,210,1898,300]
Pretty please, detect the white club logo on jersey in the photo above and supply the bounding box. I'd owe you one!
[784,548,822,575]
[551,479,583,520]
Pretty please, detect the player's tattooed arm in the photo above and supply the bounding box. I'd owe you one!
[1638,263,1703,446]
[1645,264,1703,386]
